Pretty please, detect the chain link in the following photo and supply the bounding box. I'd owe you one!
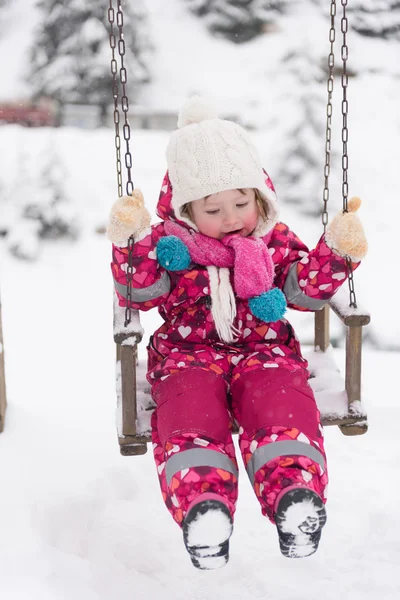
[108,1,123,198]
[341,0,349,214]
[322,0,336,232]
[346,256,357,307]
[116,0,134,197]
[322,1,356,308]
[340,0,357,308]
[108,0,134,325]
[125,236,135,319]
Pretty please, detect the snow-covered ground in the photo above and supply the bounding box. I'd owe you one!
[0,218,399,599]
[0,127,399,599]
[1,0,400,597]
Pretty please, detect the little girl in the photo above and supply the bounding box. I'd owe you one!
[107,97,368,570]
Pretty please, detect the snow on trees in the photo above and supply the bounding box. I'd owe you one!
[27,0,153,121]
[5,143,80,261]
[275,47,331,216]
[348,0,400,41]
[183,0,292,43]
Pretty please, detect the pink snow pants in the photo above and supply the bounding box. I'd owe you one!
[151,365,328,526]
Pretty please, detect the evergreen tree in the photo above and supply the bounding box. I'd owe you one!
[28,0,152,118]
[275,47,332,216]
[6,143,81,261]
[348,0,400,40]
[313,0,400,41]
[184,0,292,44]
[25,145,80,241]
[6,151,41,261]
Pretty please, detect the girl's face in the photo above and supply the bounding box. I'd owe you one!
[189,188,259,239]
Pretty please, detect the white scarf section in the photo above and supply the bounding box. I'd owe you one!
[207,266,240,343]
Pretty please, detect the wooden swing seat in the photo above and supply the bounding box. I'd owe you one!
[113,287,370,456]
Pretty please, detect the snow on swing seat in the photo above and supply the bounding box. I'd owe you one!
[306,345,367,424]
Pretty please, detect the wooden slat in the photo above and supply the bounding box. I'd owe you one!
[113,295,144,345]
[314,305,330,352]
[329,304,370,327]
[340,325,368,435]
[0,296,6,433]
[339,422,368,436]
[117,342,149,455]
[329,290,370,327]
[345,325,362,404]
[120,344,138,437]
[119,435,148,456]
[313,302,369,437]
[114,330,142,346]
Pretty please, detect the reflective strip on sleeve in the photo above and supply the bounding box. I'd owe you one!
[283,263,328,310]
[165,448,238,486]
[246,440,325,486]
[113,270,171,303]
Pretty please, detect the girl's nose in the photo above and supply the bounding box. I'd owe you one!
[223,210,240,228]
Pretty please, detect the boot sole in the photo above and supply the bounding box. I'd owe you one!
[183,499,233,570]
[275,488,327,558]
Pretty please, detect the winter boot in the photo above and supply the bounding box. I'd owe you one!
[182,496,234,570]
[274,487,327,558]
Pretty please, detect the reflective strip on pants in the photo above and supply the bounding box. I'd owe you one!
[165,448,238,486]
[246,440,325,486]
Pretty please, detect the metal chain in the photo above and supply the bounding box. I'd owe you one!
[322,0,336,232]
[115,0,134,197]
[125,235,135,321]
[341,0,349,213]
[107,0,134,325]
[108,1,123,198]
[340,0,357,308]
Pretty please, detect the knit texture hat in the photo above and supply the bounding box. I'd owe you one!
[166,96,279,236]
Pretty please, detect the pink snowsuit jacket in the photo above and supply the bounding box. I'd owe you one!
[111,172,358,387]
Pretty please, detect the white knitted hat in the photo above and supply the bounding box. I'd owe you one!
[166,96,279,236]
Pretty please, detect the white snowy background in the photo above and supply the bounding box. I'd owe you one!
[0,1,399,598]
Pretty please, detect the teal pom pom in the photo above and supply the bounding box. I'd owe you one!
[248,288,287,322]
[157,235,191,271]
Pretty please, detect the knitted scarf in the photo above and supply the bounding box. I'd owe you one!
[162,220,282,343]
[164,220,274,298]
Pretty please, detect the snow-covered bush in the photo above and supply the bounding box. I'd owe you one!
[5,146,80,261]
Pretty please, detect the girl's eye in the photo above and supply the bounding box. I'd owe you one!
[205,209,219,215]
[236,202,249,208]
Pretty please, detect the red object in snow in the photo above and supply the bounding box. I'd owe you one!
[0,99,57,127]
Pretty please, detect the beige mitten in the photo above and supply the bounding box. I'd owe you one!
[106,189,151,246]
[325,197,368,262]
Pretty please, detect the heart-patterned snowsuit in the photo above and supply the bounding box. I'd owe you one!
[111,171,359,526]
